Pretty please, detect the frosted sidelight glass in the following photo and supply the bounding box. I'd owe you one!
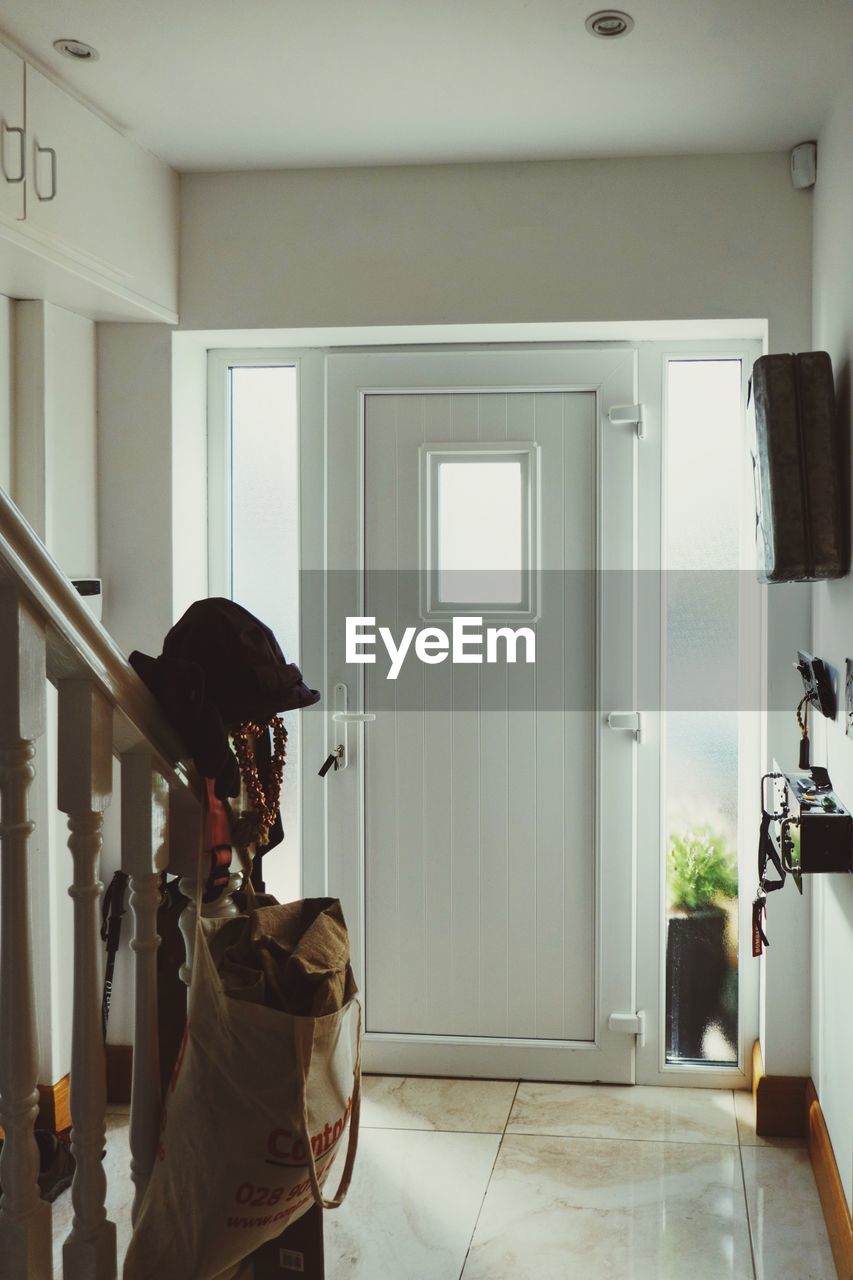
[663,359,743,1068]
[230,365,301,904]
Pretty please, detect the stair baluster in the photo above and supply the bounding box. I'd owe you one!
[122,752,168,1227]
[0,593,52,1280]
[58,679,118,1280]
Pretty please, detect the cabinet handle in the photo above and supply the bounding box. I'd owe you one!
[35,143,57,202]
[1,123,25,183]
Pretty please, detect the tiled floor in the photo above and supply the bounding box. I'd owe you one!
[51,1082,836,1280]
[324,1078,837,1280]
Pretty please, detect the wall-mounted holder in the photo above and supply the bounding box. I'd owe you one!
[754,652,850,954]
[761,768,853,877]
[795,650,835,719]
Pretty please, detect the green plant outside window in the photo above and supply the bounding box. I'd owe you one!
[667,827,738,913]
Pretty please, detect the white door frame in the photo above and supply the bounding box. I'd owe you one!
[325,347,640,1082]
[205,335,763,1088]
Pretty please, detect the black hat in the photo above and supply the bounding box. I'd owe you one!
[129,597,320,808]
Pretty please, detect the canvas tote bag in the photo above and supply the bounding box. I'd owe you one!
[123,887,362,1280]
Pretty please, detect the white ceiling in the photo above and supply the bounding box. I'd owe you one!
[1,0,851,172]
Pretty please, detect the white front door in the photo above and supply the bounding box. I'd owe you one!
[325,348,638,1082]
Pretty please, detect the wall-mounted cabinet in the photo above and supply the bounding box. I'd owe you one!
[0,50,178,323]
[0,44,25,225]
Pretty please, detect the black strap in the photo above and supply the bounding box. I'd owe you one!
[758,811,786,894]
[101,871,129,1041]
[754,808,787,953]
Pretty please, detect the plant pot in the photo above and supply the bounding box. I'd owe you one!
[665,908,728,1061]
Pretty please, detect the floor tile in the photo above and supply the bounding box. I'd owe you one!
[51,1113,134,1274]
[734,1089,805,1147]
[462,1133,754,1280]
[362,1075,518,1133]
[507,1082,739,1145]
[325,1127,500,1280]
[741,1144,837,1279]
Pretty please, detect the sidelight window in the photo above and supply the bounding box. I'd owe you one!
[662,358,747,1067]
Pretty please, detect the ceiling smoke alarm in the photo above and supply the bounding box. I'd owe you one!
[585,10,635,38]
[53,38,100,62]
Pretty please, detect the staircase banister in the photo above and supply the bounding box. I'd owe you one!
[0,486,202,801]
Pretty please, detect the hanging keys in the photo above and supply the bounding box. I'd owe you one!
[318,745,344,777]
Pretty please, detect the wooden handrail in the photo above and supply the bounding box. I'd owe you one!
[0,486,200,798]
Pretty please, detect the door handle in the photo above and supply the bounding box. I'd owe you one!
[1,123,25,183]
[331,682,374,770]
[35,143,57,201]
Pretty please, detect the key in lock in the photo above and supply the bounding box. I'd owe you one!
[318,745,344,777]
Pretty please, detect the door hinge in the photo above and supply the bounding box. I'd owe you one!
[608,403,646,439]
[607,710,644,744]
[608,1010,646,1047]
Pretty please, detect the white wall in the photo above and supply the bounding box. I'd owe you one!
[761,586,814,1079]
[810,77,853,1213]
[97,152,816,660]
[180,153,811,351]
[98,152,812,651]
[97,323,174,657]
[45,311,98,577]
[13,300,98,575]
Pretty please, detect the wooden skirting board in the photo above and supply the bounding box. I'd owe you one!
[37,1074,71,1133]
[753,1041,852,1279]
[806,1081,853,1280]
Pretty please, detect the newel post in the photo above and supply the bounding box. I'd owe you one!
[0,591,52,1280]
[121,752,168,1225]
[58,678,117,1280]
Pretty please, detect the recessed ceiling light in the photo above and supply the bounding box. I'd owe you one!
[53,38,100,62]
[585,10,635,38]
